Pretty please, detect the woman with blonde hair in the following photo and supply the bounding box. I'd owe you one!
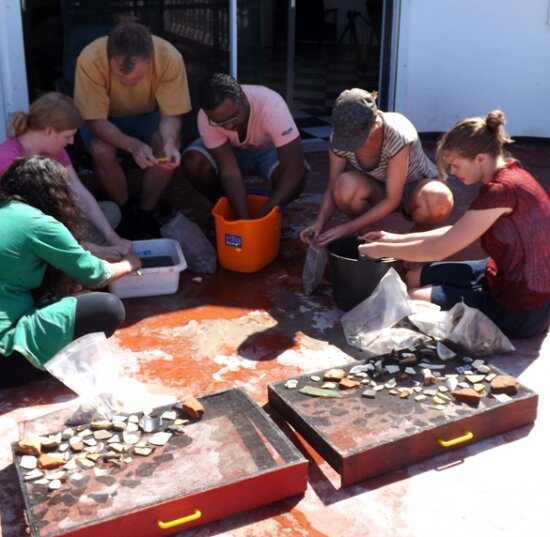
[0,92,131,260]
[359,110,550,338]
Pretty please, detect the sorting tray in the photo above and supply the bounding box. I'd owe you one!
[13,388,308,537]
[268,345,538,486]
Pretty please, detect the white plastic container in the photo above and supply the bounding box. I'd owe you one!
[109,238,187,298]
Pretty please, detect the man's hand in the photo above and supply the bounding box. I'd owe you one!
[128,139,156,169]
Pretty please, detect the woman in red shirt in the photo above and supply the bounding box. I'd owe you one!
[359,110,550,338]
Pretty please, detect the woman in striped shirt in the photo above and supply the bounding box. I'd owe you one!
[300,88,453,247]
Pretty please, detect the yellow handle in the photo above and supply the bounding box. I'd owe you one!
[438,430,474,448]
[157,508,202,530]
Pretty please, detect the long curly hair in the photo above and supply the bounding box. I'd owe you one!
[0,156,85,299]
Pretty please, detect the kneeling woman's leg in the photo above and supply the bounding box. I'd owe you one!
[0,293,125,390]
[73,292,125,339]
[333,170,383,219]
[0,351,48,389]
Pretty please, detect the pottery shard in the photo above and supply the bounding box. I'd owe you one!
[491,375,519,395]
[399,355,417,366]
[451,388,482,407]
[16,437,42,456]
[339,377,360,389]
[323,368,346,381]
[422,368,436,386]
[38,454,66,470]
[181,396,204,419]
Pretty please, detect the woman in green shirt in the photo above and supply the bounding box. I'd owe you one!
[0,156,141,388]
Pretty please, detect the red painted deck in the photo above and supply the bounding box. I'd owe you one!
[1,142,549,537]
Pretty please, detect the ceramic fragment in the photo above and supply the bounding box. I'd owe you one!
[181,395,205,419]
[16,437,41,456]
[134,446,154,456]
[309,375,321,382]
[349,364,371,374]
[93,430,113,441]
[76,458,95,469]
[422,368,436,385]
[90,420,111,430]
[465,374,486,384]
[122,432,141,445]
[451,388,482,407]
[38,454,66,470]
[285,379,299,389]
[23,469,44,481]
[361,389,376,399]
[139,414,162,432]
[490,375,519,395]
[323,368,346,381]
[322,382,337,389]
[148,432,173,446]
[20,455,38,470]
[339,377,360,389]
[298,386,342,398]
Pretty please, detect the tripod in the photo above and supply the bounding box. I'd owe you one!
[337,10,369,47]
[337,4,375,72]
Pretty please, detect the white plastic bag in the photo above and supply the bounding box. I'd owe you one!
[410,301,515,355]
[161,212,217,274]
[45,333,175,422]
[302,244,328,295]
[341,268,413,350]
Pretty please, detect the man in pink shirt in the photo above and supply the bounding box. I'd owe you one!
[181,73,307,219]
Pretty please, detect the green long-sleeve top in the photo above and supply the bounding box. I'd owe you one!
[0,200,113,369]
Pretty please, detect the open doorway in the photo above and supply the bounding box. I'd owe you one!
[261,0,386,149]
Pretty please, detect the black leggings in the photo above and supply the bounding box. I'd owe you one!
[0,292,125,389]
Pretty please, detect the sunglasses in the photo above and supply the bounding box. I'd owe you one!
[207,98,243,128]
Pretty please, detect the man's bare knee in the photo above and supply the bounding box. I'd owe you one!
[181,151,215,182]
[89,139,118,163]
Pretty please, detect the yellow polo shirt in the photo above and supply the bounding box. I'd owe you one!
[74,35,191,119]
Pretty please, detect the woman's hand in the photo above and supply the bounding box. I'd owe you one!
[357,241,388,260]
[109,254,142,281]
[316,222,353,247]
[299,223,322,244]
[360,230,403,244]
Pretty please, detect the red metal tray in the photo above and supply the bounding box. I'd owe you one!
[268,347,538,486]
[13,388,308,537]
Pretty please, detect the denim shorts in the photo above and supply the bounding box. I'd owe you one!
[79,109,161,150]
[183,138,279,180]
[421,259,550,338]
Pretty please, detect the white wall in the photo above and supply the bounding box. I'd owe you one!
[0,0,29,143]
[394,0,550,136]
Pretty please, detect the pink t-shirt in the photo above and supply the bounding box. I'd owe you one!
[0,137,71,178]
[471,160,550,311]
[197,85,299,151]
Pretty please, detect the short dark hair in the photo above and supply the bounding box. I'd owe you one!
[107,19,153,74]
[198,73,243,111]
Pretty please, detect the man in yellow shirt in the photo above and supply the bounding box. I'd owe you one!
[74,19,191,235]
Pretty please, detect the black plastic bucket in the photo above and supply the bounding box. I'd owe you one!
[327,235,398,311]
